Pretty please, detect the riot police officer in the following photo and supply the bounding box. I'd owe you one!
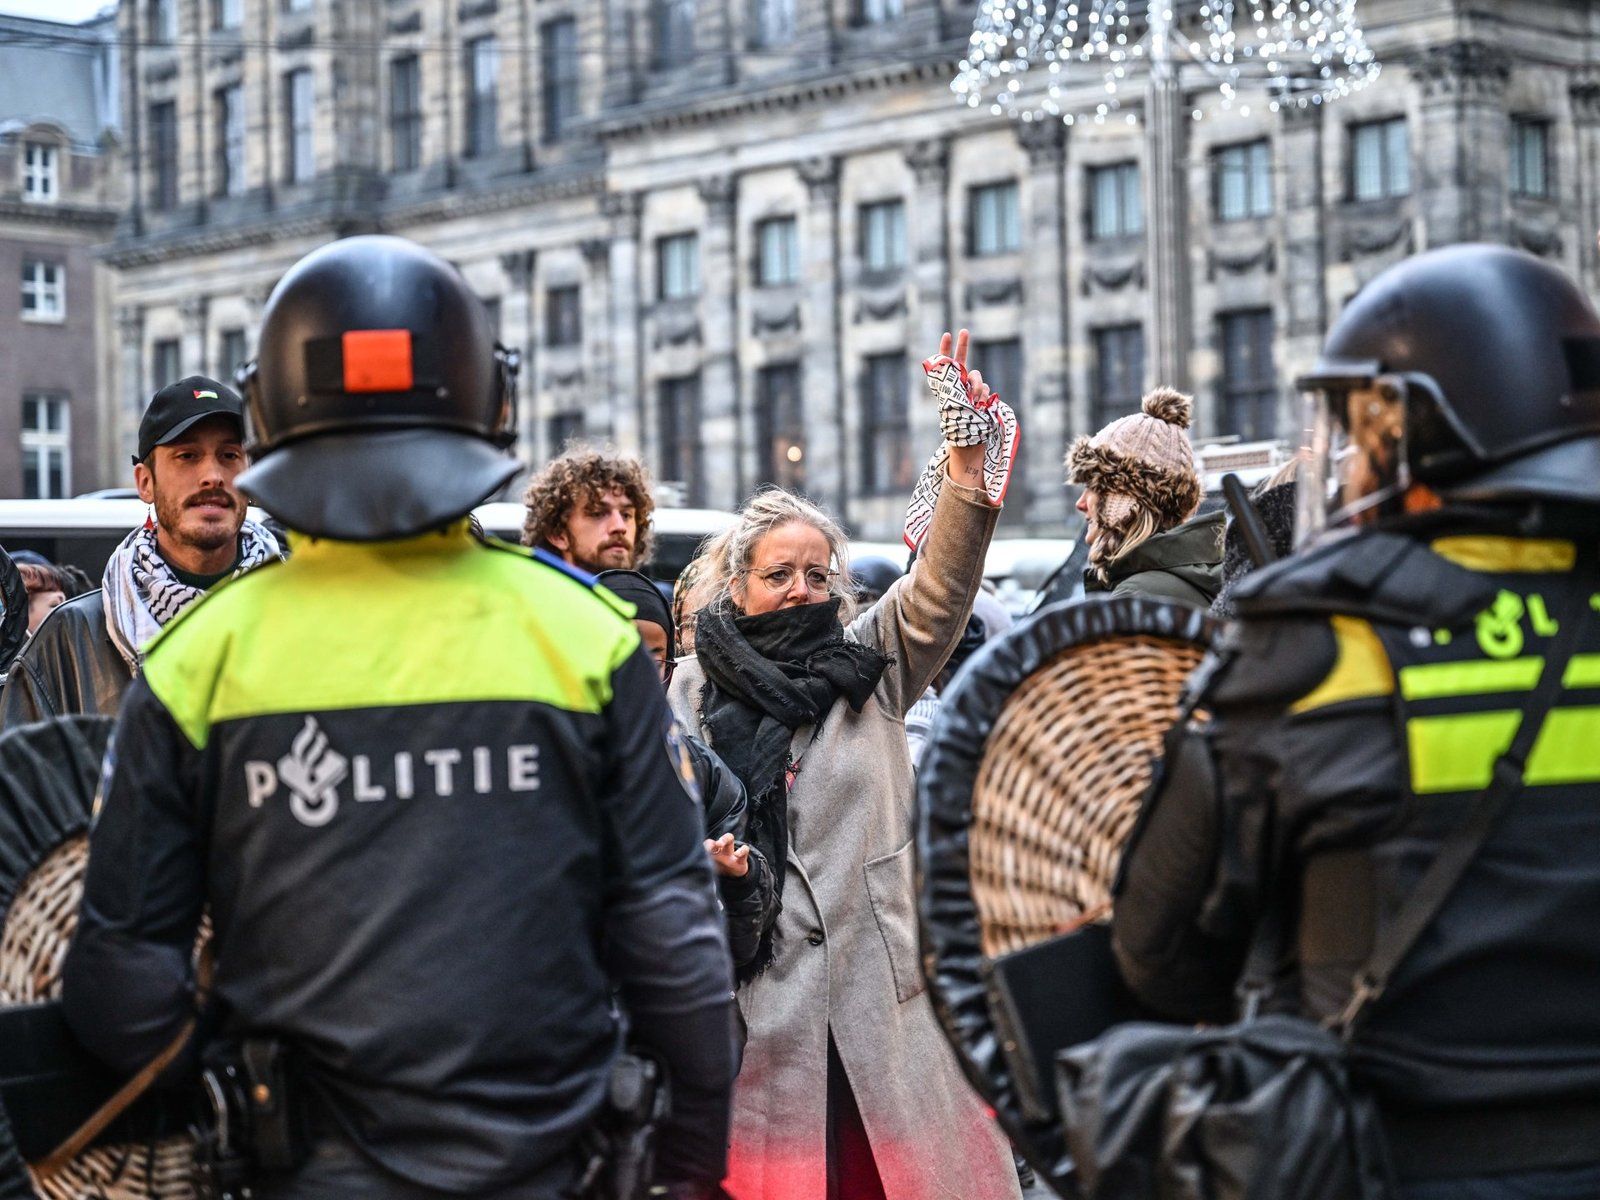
[1111,244,1600,1198]
[62,235,737,1199]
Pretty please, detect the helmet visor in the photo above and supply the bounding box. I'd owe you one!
[1293,372,1409,549]
[1294,387,1341,549]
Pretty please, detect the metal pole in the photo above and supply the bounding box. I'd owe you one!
[1144,0,1192,392]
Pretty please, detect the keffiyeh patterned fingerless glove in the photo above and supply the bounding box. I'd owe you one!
[903,355,1020,551]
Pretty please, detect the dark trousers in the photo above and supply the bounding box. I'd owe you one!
[1401,1163,1600,1200]
[826,1032,887,1200]
[250,1128,572,1200]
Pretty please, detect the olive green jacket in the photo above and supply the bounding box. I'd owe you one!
[1085,508,1226,607]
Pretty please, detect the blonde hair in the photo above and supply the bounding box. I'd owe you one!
[700,487,856,621]
[1259,453,1302,494]
[1088,501,1162,583]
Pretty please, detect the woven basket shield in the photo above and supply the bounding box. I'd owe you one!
[0,717,197,1200]
[916,595,1219,1196]
[968,629,1210,957]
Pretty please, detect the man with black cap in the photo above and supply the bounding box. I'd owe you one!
[62,236,736,1200]
[0,376,278,728]
[598,567,779,981]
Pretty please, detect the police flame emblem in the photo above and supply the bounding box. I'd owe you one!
[278,716,349,827]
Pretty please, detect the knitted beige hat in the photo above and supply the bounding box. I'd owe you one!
[1065,387,1203,528]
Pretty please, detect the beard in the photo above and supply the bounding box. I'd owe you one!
[155,488,243,555]
[574,539,635,573]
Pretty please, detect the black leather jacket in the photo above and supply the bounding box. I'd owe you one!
[0,591,130,730]
[0,548,26,673]
[687,733,779,976]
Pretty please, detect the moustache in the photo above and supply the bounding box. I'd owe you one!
[187,492,236,510]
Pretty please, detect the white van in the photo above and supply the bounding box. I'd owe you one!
[0,499,215,579]
[0,498,733,588]
[845,535,1078,617]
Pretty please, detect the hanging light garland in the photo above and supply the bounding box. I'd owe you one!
[952,0,1379,124]
[1197,0,1380,111]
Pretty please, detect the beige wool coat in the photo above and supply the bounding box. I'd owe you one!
[670,480,1021,1200]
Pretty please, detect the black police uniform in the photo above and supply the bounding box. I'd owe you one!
[64,530,737,1197]
[1113,515,1600,1189]
[60,235,738,1199]
[1113,244,1600,1196]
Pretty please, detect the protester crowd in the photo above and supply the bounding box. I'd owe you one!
[0,342,1200,1198]
[3,233,1598,1200]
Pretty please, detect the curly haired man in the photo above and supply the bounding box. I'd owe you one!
[521,447,656,574]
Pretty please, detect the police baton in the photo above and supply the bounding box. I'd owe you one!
[1221,473,1278,570]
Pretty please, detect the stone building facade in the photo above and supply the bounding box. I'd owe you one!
[0,11,122,498]
[103,0,1600,536]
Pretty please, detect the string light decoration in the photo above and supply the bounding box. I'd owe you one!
[1197,1,1380,110]
[952,0,1379,124]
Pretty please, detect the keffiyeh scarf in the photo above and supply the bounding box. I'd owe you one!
[903,354,1020,551]
[103,520,281,671]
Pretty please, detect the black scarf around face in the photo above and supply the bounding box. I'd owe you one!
[694,597,889,976]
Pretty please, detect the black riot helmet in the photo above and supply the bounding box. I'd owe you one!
[235,235,521,541]
[852,556,904,606]
[1294,244,1600,545]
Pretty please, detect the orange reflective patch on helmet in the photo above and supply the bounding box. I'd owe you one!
[341,329,414,393]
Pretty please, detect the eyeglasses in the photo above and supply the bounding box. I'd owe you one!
[657,656,679,685]
[745,565,838,596]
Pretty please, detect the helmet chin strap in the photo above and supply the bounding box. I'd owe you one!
[236,360,271,457]
[491,345,520,449]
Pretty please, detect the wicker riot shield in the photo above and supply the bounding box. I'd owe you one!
[0,716,197,1200]
[916,595,1219,1197]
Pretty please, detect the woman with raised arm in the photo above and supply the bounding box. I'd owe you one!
[668,332,1023,1200]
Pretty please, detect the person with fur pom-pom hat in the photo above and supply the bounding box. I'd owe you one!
[1065,386,1224,606]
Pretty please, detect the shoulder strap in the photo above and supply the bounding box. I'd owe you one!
[31,1017,194,1179]
[32,941,214,1179]
[1336,582,1591,1036]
